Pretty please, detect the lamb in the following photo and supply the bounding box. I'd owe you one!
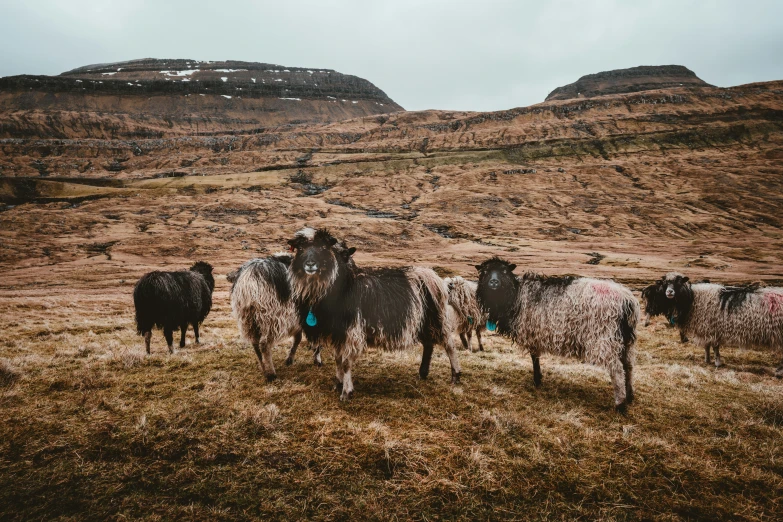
[287,228,461,401]
[475,257,639,412]
[133,261,215,354]
[229,254,320,381]
[444,276,486,352]
[642,272,783,376]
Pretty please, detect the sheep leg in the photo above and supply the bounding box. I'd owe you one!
[704,344,711,364]
[340,354,355,401]
[144,331,152,355]
[443,338,462,384]
[179,324,187,348]
[261,342,276,381]
[333,349,344,393]
[622,351,634,405]
[610,366,629,414]
[458,333,469,351]
[313,345,323,367]
[713,345,723,368]
[531,354,542,388]
[419,342,434,380]
[252,340,276,381]
[679,330,689,344]
[164,328,174,354]
[475,328,484,352]
[192,322,200,344]
[466,329,475,353]
[285,331,302,366]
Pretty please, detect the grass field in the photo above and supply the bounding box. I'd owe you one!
[1,281,781,521]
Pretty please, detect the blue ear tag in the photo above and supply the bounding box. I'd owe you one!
[468,316,474,325]
[306,310,317,327]
[486,320,497,332]
[669,316,676,326]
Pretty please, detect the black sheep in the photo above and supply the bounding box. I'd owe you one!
[133,261,215,354]
[287,228,461,401]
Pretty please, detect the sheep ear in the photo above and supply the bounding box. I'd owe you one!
[329,237,338,246]
[346,247,357,256]
[681,276,689,284]
[474,265,482,271]
[508,264,517,272]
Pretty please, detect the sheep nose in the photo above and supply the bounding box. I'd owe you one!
[304,262,318,274]
[665,290,675,298]
[488,278,500,290]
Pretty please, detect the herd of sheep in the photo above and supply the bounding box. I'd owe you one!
[133,227,783,413]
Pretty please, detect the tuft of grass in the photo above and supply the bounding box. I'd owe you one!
[0,358,20,387]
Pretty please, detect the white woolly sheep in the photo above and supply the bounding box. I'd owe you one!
[643,272,783,376]
[476,257,639,413]
[445,276,486,352]
[229,253,320,381]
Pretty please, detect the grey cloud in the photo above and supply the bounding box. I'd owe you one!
[1,0,781,111]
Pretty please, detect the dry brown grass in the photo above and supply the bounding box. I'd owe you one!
[0,296,781,520]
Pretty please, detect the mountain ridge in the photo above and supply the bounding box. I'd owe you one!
[545,65,712,101]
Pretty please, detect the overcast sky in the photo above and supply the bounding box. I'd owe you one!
[1,0,782,112]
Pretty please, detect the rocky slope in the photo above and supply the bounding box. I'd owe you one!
[0,58,403,139]
[1,76,782,286]
[545,65,712,101]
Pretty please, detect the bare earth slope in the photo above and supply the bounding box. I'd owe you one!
[1,66,782,519]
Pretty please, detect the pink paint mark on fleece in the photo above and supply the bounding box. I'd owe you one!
[764,292,783,314]
[591,282,617,296]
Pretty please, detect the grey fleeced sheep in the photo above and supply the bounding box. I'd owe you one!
[229,253,320,381]
[643,272,783,376]
[476,257,639,412]
[445,276,486,352]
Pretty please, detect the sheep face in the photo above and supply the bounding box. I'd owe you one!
[475,257,518,331]
[288,228,355,303]
[662,273,689,299]
[643,272,693,324]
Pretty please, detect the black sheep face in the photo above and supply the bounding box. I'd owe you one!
[475,257,518,327]
[642,273,690,319]
[662,273,690,300]
[288,229,356,297]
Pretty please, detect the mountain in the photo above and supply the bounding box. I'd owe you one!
[2,69,782,285]
[545,65,712,101]
[0,58,403,139]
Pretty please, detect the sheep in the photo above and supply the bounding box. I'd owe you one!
[444,276,486,352]
[642,272,783,376]
[287,228,461,401]
[475,257,639,413]
[229,253,321,381]
[133,261,215,354]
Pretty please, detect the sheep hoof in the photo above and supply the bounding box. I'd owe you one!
[615,402,628,415]
[451,371,461,385]
[333,378,343,393]
[314,358,323,367]
[340,390,354,402]
[715,359,724,368]
[285,357,294,366]
[419,369,430,380]
[265,374,277,382]
[626,391,635,405]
